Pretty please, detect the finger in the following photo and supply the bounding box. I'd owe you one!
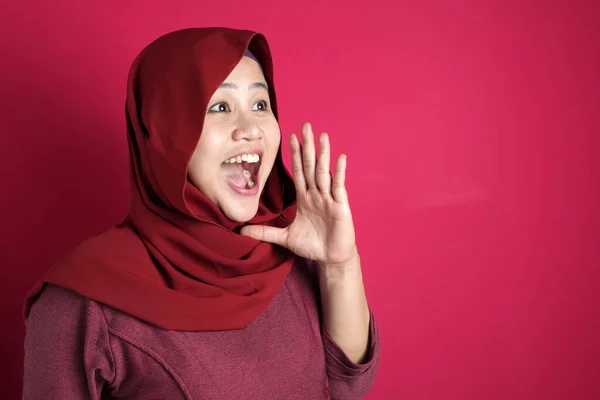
[316,132,332,195]
[289,133,307,193]
[239,225,289,247]
[332,154,348,204]
[301,122,317,190]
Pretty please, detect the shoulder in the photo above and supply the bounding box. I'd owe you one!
[26,284,108,335]
[25,283,116,371]
[30,283,89,306]
[60,224,148,267]
[23,284,117,397]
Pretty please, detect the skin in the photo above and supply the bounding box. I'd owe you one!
[241,123,371,363]
[188,56,280,223]
[189,56,371,364]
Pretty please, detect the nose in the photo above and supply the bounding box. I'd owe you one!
[232,115,262,142]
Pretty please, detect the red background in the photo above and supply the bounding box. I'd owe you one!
[1,1,599,399]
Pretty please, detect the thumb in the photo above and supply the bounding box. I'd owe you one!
[239,225,288,247]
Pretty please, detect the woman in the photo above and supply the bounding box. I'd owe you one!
[23,27,380,399]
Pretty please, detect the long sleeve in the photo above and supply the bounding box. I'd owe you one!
[322,311,381,400]
[23,284,115,400]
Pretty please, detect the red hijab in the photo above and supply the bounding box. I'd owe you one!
[24,27,297,331]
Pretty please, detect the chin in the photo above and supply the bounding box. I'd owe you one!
[223,202,259,223]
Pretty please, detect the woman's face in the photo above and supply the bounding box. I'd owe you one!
[188,56,281,223]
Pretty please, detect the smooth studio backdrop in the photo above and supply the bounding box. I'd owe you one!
[1,1,599,399]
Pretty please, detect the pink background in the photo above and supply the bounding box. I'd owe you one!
[1,1,599,399]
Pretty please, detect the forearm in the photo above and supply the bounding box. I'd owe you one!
[318,252,371,364]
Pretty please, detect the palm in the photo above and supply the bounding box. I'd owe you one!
[241,122,357,266]
[284,186,355,264]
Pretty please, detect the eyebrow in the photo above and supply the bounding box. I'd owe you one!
[218,82,269,91]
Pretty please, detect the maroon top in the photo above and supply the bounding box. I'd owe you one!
[23,259,380,399]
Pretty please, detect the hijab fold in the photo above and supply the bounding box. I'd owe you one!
[24,27,297,331]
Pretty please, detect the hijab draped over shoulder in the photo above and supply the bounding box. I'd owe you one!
[24,27,297,331]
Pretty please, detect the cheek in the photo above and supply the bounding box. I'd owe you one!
[261,126,281,182]
[187,154,207,189]
[266,122,282,155]
[188,140,219,188]
[193,130,224,167]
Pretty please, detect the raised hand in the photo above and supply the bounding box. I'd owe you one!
[240,122,358,266]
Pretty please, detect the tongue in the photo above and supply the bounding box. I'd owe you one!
[222,163,249,188]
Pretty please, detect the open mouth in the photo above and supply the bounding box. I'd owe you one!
[222,152,262,193]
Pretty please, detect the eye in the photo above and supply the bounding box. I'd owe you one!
[251,100,269,111]
[208,102,230,113]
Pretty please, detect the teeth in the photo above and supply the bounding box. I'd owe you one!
[224,154,261,164]
[243,170,251,179]
[247,180,255,188]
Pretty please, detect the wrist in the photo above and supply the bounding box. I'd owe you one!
[318,251,361,282]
